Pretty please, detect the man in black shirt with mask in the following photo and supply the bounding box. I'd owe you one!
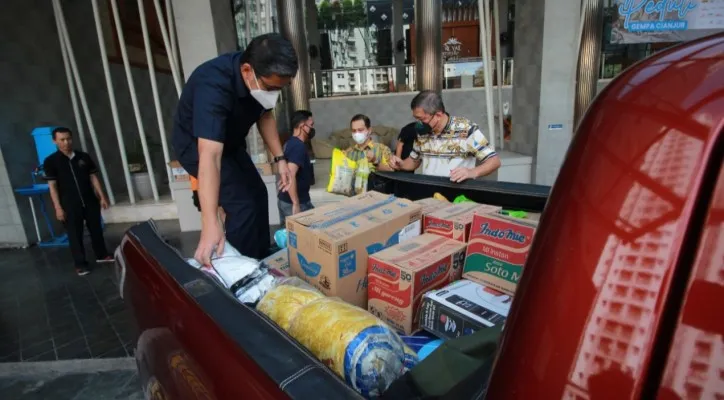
[44,127,113,276]
[172,33,298,264]
[277,110,315,226]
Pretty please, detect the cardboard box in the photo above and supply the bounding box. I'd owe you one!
[414,198,452,226]
[255,162,277,176]
[463,213,538,296]
[367,234,467,335]
[168,161,190,182]
[419,279,512,339]
[286,191,422,308]
[262,248,289,277]
[424,202,502,242]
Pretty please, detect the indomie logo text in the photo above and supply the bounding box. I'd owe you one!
[427,221,452,230]
[371,264,398,279]
[479,223,527,244]
[420,264,448,286]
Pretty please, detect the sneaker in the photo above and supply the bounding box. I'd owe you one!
[76,267,91,276]
[96,256,114,264]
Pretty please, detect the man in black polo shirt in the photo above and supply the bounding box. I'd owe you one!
[44,127,113,276]
[396,122,418,172]
[172,33,298,264]
[278,110,315,226]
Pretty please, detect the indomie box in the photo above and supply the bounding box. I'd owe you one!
[463,212,538,296]
[424,202,501,242]
[419,279,512,340]
[286,191,422,308]
[367,234,466,335]
[414,198,452,226]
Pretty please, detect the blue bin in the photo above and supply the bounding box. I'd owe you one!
[31,126,58,166]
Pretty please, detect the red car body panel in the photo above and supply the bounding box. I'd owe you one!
[486,34,724,399]
[118,34,724,399]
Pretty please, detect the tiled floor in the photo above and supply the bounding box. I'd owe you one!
[0,220,185,363]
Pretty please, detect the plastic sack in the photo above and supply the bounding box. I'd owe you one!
[257,277,325,331]
[453,194,475,204]
[327,148,357,196]
[354,157,371,195]
[287,297,414,398]
[274,228,288,248]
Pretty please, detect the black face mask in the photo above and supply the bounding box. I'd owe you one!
[416,121,432,134]
[308,128,316,140]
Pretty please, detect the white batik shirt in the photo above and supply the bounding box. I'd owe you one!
[409,115,497,177]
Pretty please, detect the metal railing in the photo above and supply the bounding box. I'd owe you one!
[310,57,515,98]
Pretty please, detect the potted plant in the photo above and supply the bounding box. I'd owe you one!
[126,135,162,201]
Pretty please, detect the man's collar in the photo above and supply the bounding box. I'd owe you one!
[233,52,249,99]
[354,140,374,150]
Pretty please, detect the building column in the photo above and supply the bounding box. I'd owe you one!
[277,0,311,112]
[574,0,605,130]
[172,0,237,80]
[392,0,406,90]
[305,0,325,98]
[414,0,442,93]
[509,0,581,186]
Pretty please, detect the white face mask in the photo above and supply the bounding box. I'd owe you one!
[352,132,368,145]
[251,73,281,110]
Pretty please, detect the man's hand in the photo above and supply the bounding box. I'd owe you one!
[55,207,65,222]
[100,197,109,210]
[195,219,225,266]
[277,160,291,192]
[450,167,476,183]
[292,202,301,215]
[389,155,402,170]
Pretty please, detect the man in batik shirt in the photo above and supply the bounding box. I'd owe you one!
[390,90,501,182]
[344,113,395,172]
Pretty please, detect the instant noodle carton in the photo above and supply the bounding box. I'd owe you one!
[367,234,466,335]
[424,202,501,243]
[463,212,538,296]
[414,198,452,226]
[286,191,422,308]
[419,279,512,339]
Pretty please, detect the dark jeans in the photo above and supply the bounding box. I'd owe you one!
[180,150,270,259]
[64,200,109,267]
[278,199,314,227]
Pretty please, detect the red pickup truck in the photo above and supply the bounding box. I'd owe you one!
[115,34,724,399]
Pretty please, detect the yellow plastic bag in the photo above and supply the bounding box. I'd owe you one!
[327,148,357,196]
[354,157,371,195]
[287,297,411,398]
[256,278,324,331]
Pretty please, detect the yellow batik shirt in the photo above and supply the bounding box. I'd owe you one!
[344,140,393,172]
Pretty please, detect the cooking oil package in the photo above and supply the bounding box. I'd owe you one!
[258,279,418,398]
[327,148,357,196]
[256,277,324,330]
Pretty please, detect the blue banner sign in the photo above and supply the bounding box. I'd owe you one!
[611,0,724,44]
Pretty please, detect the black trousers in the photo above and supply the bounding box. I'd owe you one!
[182,150,271,260]
[64,199,108,267]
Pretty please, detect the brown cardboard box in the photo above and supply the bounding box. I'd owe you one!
[262,248,289,277]
[368,234,467,335]
[424,203,502,242]
[168,161,190,182]
[286,191,423,308]
[414,198,452,226]
[255,162,277,176]
[463,212,538,296]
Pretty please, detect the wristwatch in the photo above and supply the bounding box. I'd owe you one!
[273,155,287,163]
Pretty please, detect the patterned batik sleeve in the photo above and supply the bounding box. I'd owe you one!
[409,138,422,160]
[377,143,393,167]
[467,125,497,162]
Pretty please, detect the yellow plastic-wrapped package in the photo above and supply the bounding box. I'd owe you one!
[327,148,357,196]
[287,297,414,398]
[256,278,324,331]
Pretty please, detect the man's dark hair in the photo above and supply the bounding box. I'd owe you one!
[350,114,371,129]
[291,110,313,130]
[52,127,72,139]
[240,33,299,78]
[411,90,445,114]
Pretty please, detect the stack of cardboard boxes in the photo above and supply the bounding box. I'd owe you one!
[281,192,540,340]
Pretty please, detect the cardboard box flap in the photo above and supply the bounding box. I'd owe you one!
[429,202,501,222]
[372,234,466,271]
